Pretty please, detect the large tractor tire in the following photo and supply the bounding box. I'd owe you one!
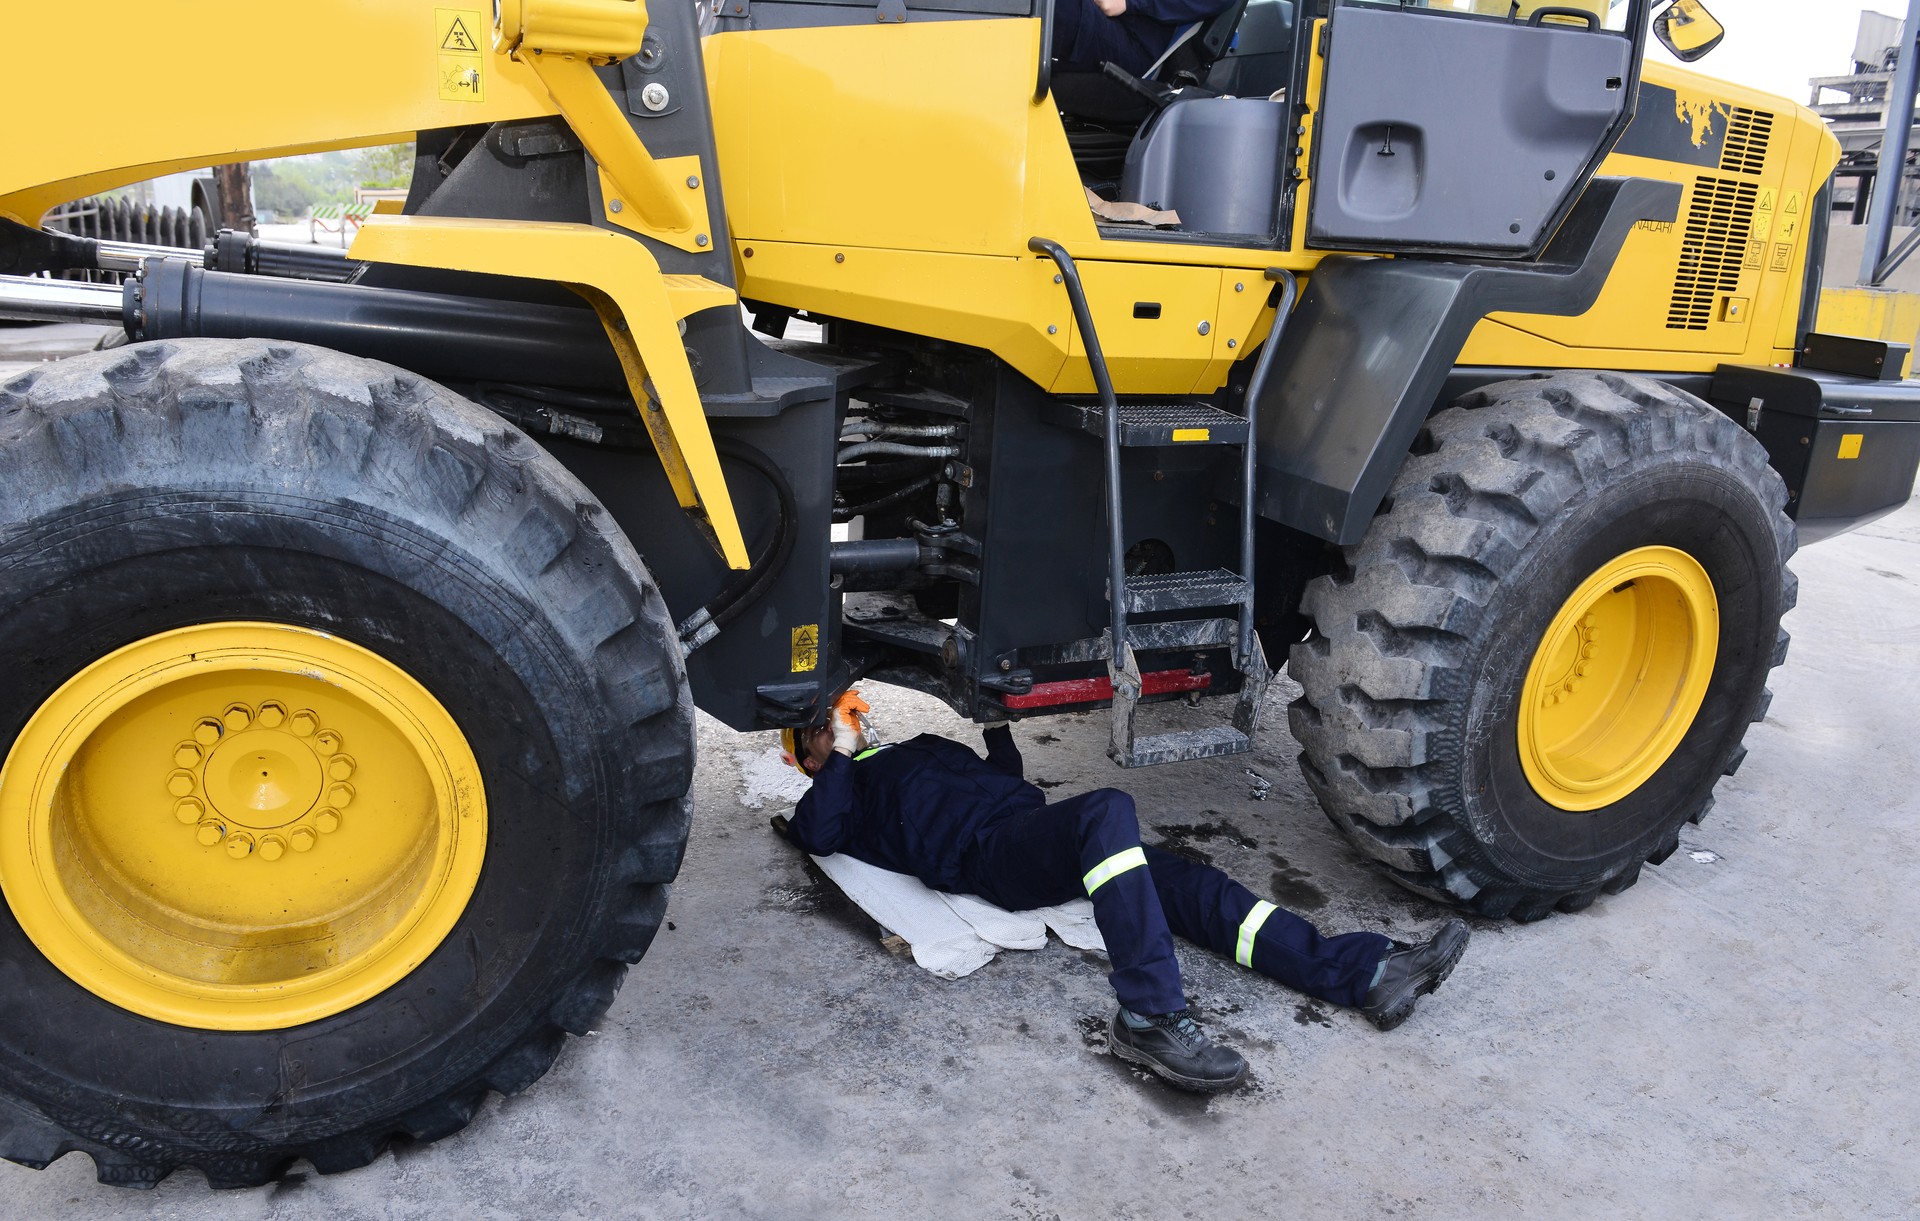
[1289,373,1794,921]
[0,340,693,1186]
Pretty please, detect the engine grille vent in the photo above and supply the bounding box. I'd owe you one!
[1666,175,1759,330]
[1720,108,1774,176]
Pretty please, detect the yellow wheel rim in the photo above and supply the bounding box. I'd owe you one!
[0,623,486,1031]
[1517,547,1719,812]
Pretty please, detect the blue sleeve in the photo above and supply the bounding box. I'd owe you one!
[1126,0,1234,28]
[788,751,853,856]
[982,724,1024,779]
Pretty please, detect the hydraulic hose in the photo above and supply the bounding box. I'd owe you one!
[836,440,960,463]
[468,385,797,654]
[676,437,798,652]
[839,421,961,439]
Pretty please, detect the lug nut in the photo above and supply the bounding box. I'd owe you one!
[315,809,342,834]
[222,704,253,732]
[290,827,318,852]
[315,730,343,755]
[173,797,204,824]
[256,701,287,729]
[288,710,318,737]
[259,836,286,862]
[327,754,356,781]
[225,833,254,859]
[196,820,225,847]
[173,742,203,768]
[166,770,197,797]
[327,783,356,808]
[193,719,223,746]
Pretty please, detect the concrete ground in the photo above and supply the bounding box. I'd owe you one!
[0,327,1914,1217]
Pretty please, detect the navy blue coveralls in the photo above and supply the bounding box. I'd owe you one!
[1050,0,1235,78]
[789,727,1391,1017]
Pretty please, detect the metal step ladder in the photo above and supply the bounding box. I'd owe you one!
[1029,238,1296,767]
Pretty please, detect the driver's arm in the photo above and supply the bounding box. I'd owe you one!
[788,751,854,856]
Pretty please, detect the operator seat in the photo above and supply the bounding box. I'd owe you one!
[1056,0,1288,185]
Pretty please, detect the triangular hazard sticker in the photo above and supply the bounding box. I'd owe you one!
[1757,189,1775,211]
[1785,192,1802,214]
[442,17,479,52]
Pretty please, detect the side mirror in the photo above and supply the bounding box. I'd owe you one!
[1652,0,1725,62]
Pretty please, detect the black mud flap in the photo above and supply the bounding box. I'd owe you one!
[1254,175,1683,545]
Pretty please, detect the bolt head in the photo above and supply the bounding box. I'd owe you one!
[641,82,670,111]
[290,827,318,852]
[174,797,204,825]
[225,833,254,860]
[166,770,197,798]
[256,701,287,729]
[259,836,286,862]
[327,783,356,808]
[696,233,709,248]
[173,742,203,769]
[222,704,253,732]
[288,710,318,738]
[193,719,223,746]
[315,730,343,755]
[1197,321,1211,336]
[196,821,224,847]
[609,198,625,214]
[834,253,846,263]
[1047,324,1058,335]
[686,175,700,189]
[1235,282,1245,292]
[1227,338,1237,349]
[315,809,342,835]
[327,754,356,781]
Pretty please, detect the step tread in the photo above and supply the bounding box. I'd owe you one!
[1049,402,1249,445]
[1124,725,1253,766]
[1122,568,1250,613]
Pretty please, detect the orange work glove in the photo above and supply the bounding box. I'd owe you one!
[830,690,871,755]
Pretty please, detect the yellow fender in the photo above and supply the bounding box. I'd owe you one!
[352,215,749,569]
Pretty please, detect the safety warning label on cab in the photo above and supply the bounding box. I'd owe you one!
[791,625,820,673]
[436,8,485,102]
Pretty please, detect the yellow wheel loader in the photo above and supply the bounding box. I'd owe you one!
[0,0,1913,1187]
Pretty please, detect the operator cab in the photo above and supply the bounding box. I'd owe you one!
[1057,0,1298,243]
[1059,0,1626,251]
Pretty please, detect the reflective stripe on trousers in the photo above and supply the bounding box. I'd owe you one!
[1082,845,1147,895]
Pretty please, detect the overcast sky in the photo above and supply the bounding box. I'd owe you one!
[1643,1,1898,105]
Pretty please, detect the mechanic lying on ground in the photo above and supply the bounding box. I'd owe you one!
[783,695,1470,1093]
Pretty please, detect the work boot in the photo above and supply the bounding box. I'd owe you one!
[1359,918,1471,1032]
[1107,1007,1248,1093]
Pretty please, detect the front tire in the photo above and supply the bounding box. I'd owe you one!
[0,340,693,1186]
[1288,373,1794,921]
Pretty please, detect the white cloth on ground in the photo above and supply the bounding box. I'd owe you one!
[806,851,1106,978]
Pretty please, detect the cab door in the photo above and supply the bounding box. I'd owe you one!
[1305,0,1646,258]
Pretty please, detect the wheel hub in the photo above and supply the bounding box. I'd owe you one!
[1518,547,1719,812]
[174,703,356,860]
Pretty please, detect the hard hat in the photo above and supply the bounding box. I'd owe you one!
[779,726,810,776]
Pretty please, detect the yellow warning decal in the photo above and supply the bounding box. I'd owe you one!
[1785,192,1802,215]
[1838,433,1864,460]
[791,624,820,673]
[1171,428,1210,443]
[436,8,485,102]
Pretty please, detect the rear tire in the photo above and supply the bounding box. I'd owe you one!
[1288,373,1794,920]
[0,340,692,1186]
